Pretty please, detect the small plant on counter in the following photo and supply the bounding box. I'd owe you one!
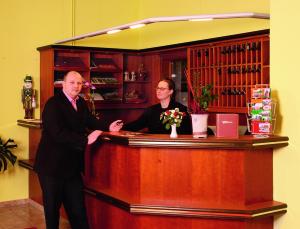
[194,84,218,112]
[185,71,218,113]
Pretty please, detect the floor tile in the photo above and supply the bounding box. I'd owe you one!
[0,202,71,229]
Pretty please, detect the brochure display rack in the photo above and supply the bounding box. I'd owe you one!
[247,84,276,136]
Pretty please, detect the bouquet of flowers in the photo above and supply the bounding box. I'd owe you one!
[160,108,185,130]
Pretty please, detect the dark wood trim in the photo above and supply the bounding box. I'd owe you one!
[18,159,34,170]
[100,132,289,149]
[37,45,139,53]
[17,119,42,129]
[84,187,130,212]
[37,29,269,54]
[84,187,286,220]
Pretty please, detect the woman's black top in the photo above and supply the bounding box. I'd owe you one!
[123,101,192,134]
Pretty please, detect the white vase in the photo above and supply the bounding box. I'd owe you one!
[191,114,209,138]
[170,124,178,138]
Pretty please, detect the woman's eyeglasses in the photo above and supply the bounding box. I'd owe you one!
[156,87,169,91]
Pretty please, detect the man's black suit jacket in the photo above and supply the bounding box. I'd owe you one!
[34,91,108,178]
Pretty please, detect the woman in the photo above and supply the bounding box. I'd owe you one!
[122,78,192,134]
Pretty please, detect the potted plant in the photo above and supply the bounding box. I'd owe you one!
[185,71,218,138]
[192,84,218,113]
[0,137,17,172]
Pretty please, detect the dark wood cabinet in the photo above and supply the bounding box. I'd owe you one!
[187,34,269,113]
[89,52,124,104]
[38,31,269,117]
[38,46,158,116]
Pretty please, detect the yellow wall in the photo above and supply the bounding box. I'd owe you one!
[71,0,269,49]
[271,0,300,228]
[0,0,138,201]
[0,0,72,201]
[4,1,297,228]
[138,0,269,48]
[68,0,141,48]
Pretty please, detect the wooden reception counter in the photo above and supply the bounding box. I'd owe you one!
[83,132,288,229]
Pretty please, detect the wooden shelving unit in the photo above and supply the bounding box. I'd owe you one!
[38,31,269,118]
[38,46,155,112]
[188,34,269,113]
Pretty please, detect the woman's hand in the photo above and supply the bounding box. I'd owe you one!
[109,120,123,132]
[87,130,103,145]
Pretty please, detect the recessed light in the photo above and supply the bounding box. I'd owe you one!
[130,24,146,29]
[107,29,121,34]
[55,13,270,44]
[189,18,213,22]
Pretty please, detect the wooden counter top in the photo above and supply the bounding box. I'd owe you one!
[100,131,289,149]
[17,119,288,149]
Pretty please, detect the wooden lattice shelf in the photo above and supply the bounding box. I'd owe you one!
[187,34,269,113]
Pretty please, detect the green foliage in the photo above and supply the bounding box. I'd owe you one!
[0,137,17,172]
[194,84,218,112]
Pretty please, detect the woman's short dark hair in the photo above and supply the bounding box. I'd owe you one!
[160,78,176,101]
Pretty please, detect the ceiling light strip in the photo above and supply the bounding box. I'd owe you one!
[55,12,270,44]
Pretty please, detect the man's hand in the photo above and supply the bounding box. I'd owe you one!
[109,120,123,132]
[87,130,103,145]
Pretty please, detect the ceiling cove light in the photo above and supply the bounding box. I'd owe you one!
[107,29,121,34]
[129,23,146,29]
[55,12,270,44]
[189,18,213,22]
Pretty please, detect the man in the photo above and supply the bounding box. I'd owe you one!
[34,71,122,229]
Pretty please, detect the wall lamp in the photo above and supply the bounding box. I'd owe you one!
[54,12,269,44]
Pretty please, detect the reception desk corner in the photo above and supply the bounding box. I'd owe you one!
[83,132,288,229]
[17,119,288,229]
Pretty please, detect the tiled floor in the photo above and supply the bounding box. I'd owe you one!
[0,200,71,229]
